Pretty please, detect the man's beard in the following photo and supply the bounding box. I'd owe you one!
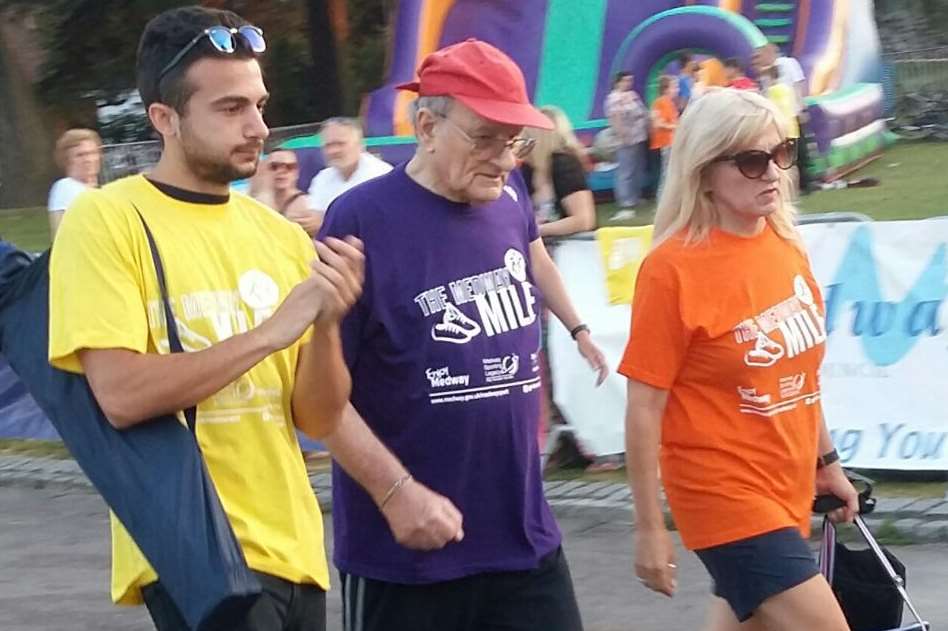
[180,129,260,185]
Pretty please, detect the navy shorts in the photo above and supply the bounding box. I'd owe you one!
[695,527,819,622]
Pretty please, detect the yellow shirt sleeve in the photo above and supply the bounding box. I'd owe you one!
[48,190,150,373]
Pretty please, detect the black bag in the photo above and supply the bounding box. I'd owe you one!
[0,231,261,631]
[823,518,907,630]
[817,480,929,631]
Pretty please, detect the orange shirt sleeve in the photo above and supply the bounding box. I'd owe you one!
[617,255,692,389]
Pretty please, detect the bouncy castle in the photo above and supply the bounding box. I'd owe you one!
[284,0,888,187]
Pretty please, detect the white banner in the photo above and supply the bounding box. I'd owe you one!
[549,219,948,470]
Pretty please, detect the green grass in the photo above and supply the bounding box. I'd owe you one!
[600,140,948,227]
[0,206,50,253]
[796,141,948,220]
[0,438,71,459]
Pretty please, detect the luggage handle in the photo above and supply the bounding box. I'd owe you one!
[813,471,876,515]
[851,515,929,629]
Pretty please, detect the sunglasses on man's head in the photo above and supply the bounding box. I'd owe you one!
[268,161,297,173]
[711,138,797,180]
[160,25,266,79]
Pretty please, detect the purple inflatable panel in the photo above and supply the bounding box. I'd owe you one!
[604,14,759,116]
[806,85,884,153]
[590,0,680,119]
[438,0,548,97]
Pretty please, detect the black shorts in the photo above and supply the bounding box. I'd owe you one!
[339,546,583,631]
[142,572,326,631]
[695,527,819,622]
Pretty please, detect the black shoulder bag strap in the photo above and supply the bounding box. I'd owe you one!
[133,205,198,434]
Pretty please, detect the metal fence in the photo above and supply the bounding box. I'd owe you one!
[99,122,325,184]
[881,46,948,115]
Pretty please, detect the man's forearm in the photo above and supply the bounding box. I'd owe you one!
[323,403,408,505]
[80,326,277,428]
[531,248,583,331]
[292,323,351,438]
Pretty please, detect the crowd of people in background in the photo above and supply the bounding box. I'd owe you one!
[45,43,811,247]
[603,44,812,212]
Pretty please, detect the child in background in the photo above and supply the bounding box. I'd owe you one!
[650,76,679,200]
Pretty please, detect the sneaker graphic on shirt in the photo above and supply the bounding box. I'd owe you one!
[431,303,482,345]
[744,331,785,367]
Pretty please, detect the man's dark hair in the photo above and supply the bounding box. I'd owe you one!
[724,57,744,72]
[137,6,256,114]
[613,71,632,88]
[678,51,693,67]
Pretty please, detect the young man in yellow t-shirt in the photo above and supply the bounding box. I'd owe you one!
[47,7,363,630]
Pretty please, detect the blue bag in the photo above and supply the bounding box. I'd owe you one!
[0,237,261,631]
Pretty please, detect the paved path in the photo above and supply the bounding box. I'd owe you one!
[1,485,945,631]
[3,453,948,542]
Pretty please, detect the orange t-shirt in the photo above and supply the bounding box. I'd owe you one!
[650,96,679,150]
[618,224,826,550]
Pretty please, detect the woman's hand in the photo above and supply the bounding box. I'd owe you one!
[815,462,859,523]
[634,526,678,597]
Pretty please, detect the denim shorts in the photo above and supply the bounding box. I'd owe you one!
[695,527,820,622]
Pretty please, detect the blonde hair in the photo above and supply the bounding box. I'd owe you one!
[698,58,727,88]
[522,105,587,196]
[54,128,101,171]
[653,88,800,250]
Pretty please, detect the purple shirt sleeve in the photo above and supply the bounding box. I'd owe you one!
[317,195,368,371]
[508,168,539,242]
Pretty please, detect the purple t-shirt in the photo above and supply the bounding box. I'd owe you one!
[319,164,561,584]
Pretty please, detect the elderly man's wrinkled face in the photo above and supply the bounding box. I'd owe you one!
[428,102,522,204]
[321,123,362,174]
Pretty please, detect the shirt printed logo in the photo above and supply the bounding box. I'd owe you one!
[733,274,826,368]
[431,303,482,344]
[779,372,806,399]
[146,269,285,425]
[426,366,471,388]
[414,248,538,345]
[737,386,772,406]
[483,354,520,383]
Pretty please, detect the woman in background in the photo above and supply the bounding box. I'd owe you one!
[48,128,102,240]
[250,149,322,235]
[521,105,596,239]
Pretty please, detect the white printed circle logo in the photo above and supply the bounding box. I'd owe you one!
[238,270,279,310]
[505,249,527,282]
[794,275,814,306]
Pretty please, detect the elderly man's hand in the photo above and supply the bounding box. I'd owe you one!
[380,478,465,551]
[575,330,609,386]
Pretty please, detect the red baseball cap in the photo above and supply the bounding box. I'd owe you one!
[397,39,553,130]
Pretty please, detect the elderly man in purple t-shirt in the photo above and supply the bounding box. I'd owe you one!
[318,39,607,631]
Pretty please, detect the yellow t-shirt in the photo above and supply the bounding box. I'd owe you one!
[766,83,801,138]
[48,175,329,604]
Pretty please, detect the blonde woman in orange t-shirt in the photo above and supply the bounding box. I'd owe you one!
[619,89,858,631]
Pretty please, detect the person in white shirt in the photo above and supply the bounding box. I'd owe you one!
[307,117,392,213]
[755,44,806,111]
[47,128,102,240]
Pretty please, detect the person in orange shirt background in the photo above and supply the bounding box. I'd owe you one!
[619,88,858,631]
[650,76,679,200]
